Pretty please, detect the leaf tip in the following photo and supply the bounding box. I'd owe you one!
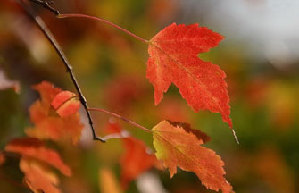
[232,129,239,144]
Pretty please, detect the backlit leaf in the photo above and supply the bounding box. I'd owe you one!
[106,122,157,189]
[51,91,80,117]
[20,157,61,193]
[146,23,232,127]
[26,81,83,144]
[152,120,232,193]
[5,138,71,176]
[120,137,157,189]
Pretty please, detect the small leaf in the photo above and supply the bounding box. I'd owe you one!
[26,81,83,144]
[152,120,232,193]
[5,138,71,176]
[106,122,157,189]
[52,91,80,117]
[20,157,61,193]
[146,23,232,127]
[33,81,61,105]
[120,137,157,189]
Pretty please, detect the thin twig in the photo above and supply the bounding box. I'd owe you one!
[58,13,149,43]
[29,0,60,15]
[18,0,105,142]
[88,107,152,133]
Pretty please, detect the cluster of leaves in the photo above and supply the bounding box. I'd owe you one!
[0,1,236,193]
[0,77,233,193]
[2,1,299,192]
[1,21,233,192]
[1,81,80,193]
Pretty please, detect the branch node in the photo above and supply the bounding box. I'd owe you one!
[18,0,105,143]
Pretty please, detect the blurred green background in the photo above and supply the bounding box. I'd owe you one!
[0,0,299,193]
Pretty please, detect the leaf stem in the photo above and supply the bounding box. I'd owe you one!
[57,13,149,44]
[88,107,152,133]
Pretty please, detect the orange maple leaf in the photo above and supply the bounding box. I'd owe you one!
[5,138,71,176]
[120,137,157,189]
[146,23,232,127]
[152,120,232,193]
[26,81,83,144]
[51,90,80,117]
[106,122,157,189]
[20,157,61,193]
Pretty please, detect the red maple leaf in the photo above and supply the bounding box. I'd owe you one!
[20,157,61,193]
[105,122,157,189]
[51,90,80,117]
[146,23,232,127]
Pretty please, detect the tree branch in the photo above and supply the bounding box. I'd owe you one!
[28,0,60,15]
[18,0,105,142]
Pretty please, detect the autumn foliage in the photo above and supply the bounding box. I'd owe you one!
[153,121,232,193]
[146,23,232,127]
[2,0,299,192]
[26,81,83,144]
[2,80,230,193]
[0,1,238,193]
[2,82,77,193]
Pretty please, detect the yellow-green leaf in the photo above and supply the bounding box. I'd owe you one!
[152,120,232,193]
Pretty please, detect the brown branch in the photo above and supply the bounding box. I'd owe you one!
[18,0,105,142]
[88,107,152,133]
[29,0,60,15]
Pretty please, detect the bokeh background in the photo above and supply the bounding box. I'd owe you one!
[1,0,299,193]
